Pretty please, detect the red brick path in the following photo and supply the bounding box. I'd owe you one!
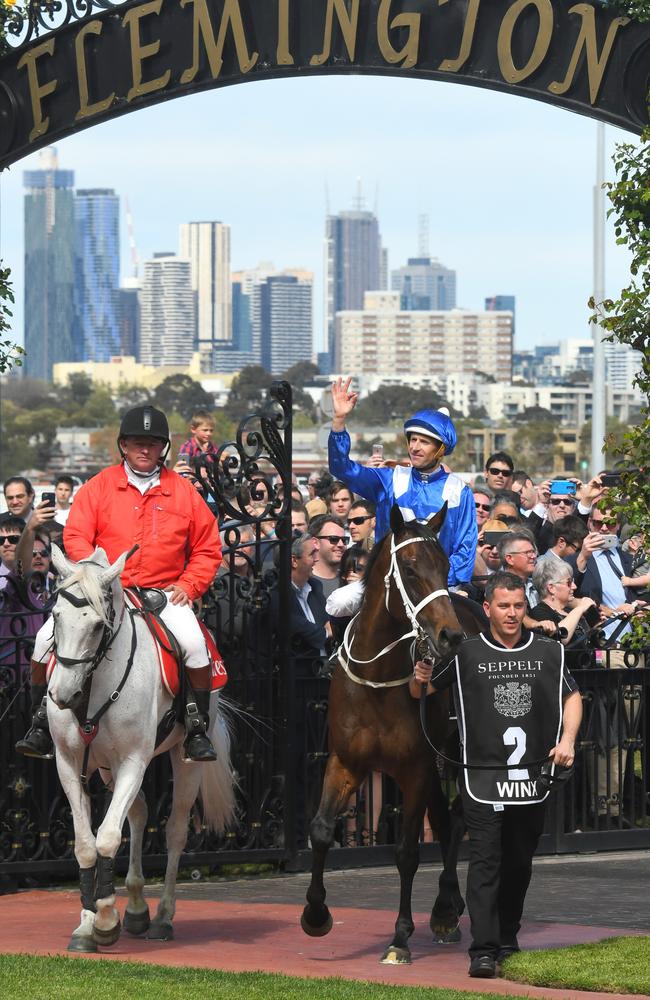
[0,890,647,1000]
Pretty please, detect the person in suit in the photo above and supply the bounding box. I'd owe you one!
[289,532,330,657]
[566,505,646,828]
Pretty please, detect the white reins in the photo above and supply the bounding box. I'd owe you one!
[338,535,449,688]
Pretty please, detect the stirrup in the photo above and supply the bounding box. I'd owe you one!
[15,726,54,759]
[183,701,217,762]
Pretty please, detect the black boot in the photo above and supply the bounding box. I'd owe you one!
[16,684,54,759]
[184,687,217,762]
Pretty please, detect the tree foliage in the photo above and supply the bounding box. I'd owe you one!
[0,262,24,373]
[151,374,215,420]
[351,384,453,426]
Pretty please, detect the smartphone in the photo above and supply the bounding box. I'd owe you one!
[41,491,56,508]
[600,473,622,487]
[372,443,384,460]
[582,604,601,629]
[550,480,576,495]
[597,533,618,550]
[483,530,507,547]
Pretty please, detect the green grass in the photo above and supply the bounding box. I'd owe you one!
[0,954,504,1000]
[503,936,650,995]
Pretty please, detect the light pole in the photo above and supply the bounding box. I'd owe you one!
[590,123,606,477]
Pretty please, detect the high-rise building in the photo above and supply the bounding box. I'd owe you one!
[391,256,456,311]
[74,188,120,362]
[253,273,313,375]
[118,277,140,358]
[179,221,231,369]
[324,201,384,369]
[23,148,76,380]
[486,295,516,335]
[335,292,513,382]
[139,254,195,366]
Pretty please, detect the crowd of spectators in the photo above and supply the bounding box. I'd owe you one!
[2,409,648,835]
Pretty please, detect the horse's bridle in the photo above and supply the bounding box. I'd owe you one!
[54,585,123,671]
[338,534,449,689]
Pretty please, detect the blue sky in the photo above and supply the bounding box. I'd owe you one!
[0,72,638,355]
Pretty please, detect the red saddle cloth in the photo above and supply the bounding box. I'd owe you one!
[123,589,227,697]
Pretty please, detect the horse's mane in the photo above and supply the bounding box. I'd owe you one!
[362,519,442,587]
[57,563,117,625]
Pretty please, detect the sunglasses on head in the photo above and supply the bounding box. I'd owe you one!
[487,466,511,477]
[317,535,349,546]
[549,497,576,506]
[348,515,372,525]
[0,534,20,545]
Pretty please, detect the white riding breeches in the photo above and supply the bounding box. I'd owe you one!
[32,596,209,669]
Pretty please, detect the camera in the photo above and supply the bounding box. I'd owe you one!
[550,480,576,495]
[483,530,507,547]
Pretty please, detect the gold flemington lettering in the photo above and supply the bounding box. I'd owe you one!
[377,0,420,69]
[277,0,294,65]
[438,0,481,74]
[180,0,258,84]
[549,4,629,105]
[311,0,359,66]
[17,39,58,142]
[75,21,115,121]
[123,0,171,102]
[497,0,553,84]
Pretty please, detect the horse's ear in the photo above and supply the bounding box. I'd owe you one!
[50,543,77,579]
[93,547,110,567]
[427,502,448,535]
[99,549,130,587]
[390,504,405,534]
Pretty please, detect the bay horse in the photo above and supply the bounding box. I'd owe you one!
[301,504,482,964]
[46,544,236,952]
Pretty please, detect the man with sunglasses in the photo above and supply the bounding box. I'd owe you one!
[328,377,477,588]
[472,487,493,529]
[347,500,376,550]
[308,514,348,599]
[484,453,514,493]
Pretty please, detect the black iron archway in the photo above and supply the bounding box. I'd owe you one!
[0,0,649,170]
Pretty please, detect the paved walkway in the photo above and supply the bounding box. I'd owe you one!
[0,851,648,999]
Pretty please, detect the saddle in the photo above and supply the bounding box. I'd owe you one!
[124,587,228,697]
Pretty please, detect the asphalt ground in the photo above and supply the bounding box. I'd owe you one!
[148,849,650,931]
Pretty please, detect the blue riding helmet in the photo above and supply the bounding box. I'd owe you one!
[404,408,457,455]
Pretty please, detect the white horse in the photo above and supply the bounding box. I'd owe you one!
[46,543,236,953]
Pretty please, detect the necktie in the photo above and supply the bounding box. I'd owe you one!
[602,549,633,602]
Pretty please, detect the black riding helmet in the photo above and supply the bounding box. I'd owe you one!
[117,405,170,463]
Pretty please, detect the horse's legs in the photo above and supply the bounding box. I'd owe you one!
[123,789,151,936]
[54,750,99,953]
[430,778,465,942]
[148,745,201,941]
[93,758,147,946]
[301,753,363,937]
[380,766,430,965]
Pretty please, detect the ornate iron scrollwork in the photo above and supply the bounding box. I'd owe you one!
[0,0,127,54]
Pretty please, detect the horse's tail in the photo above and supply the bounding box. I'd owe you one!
[199,694,238,834]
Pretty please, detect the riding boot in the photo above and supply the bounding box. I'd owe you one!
[16,673,54,759]
[184,671,217,762]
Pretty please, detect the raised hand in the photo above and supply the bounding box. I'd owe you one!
[331,376,359,431]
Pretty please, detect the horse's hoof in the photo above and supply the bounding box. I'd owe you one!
[432,923,462,944]
[147,921,174,941]
[67,936,98,953]
[380,946,411,965]
[300,908,333,937]
[124,908,151,936]
[92,919,121,947]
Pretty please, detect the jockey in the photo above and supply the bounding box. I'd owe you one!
[16,405,222,763]
[328,377,477,587]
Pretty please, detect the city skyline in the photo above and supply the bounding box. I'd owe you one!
[1,75,636,363]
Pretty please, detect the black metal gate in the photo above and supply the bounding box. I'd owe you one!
[1,381,649,889]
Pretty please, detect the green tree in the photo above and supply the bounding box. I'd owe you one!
[512,420,560,474]
[152,374,215,420]
[281,360,319,387]
[0,262,24,373]
[352,385,451,426]
[224,365,271,422]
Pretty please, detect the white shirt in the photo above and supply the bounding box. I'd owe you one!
[293,581,315,624]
